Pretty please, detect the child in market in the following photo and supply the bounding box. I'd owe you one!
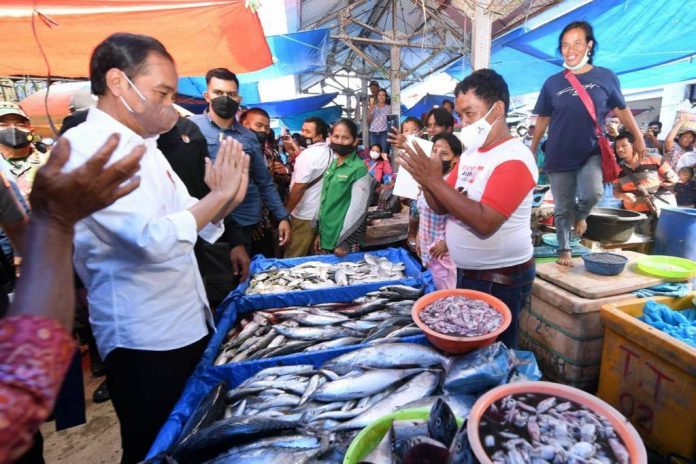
[675,167,696,207]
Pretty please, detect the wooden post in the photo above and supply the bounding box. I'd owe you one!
[471,0,493,70]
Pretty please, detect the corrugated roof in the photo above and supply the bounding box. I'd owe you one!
[295,0,559,92]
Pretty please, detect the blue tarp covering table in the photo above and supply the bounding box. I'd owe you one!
[146,328,429,458]
[147,248,432,458]
[222,247,427,315]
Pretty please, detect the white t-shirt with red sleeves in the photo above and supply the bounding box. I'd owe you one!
[445,137,538,270]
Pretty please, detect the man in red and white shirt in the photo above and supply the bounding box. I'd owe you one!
[401,69,537,348]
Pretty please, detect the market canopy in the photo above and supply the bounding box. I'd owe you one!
[444,0,696,95]
[403,94,454,118]
[0,0,272,77]
[279,105,343,132]
[236,29,330,84]
[254,92,338,119]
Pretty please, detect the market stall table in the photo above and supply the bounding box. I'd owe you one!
[364,210,409,248]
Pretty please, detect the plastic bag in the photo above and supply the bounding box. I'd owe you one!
[443,343,542,396]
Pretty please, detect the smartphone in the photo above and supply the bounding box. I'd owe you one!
[386,114,399,134]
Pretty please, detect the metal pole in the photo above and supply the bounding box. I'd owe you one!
[390,0,401,166]
[361,78,369,148]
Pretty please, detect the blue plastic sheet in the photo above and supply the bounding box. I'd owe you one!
[279,105,343,132]
[443,342,543,396]
[237,29,330,84]
[444,0,696,95]
[633,283,691,298]
[256,93,338,119]
[402,93,454,118]
[146,333,429,458]
[146,248,433,458]
[221,248,429,316]
[177,77,260,104]
[639,300,696,348]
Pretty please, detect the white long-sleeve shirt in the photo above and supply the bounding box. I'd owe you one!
[62,108,223,359]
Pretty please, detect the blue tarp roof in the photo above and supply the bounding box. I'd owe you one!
[279,105,343,132]
[176,92,340,121]
[403,94,454,118]
[237,29,329,84]
[177,77,260,104]
[177,29,330,104]
[255,92,338,119]
[445,0,696,95]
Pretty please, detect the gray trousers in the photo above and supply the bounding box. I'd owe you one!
[548,155,604,252]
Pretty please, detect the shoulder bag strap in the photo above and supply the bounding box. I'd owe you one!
[563,70,604,138]
[305,147,332,189]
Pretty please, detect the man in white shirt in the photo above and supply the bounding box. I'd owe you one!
[61,33,249,464]
[284,117,332,257]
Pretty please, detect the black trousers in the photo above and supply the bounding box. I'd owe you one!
[105,334,209,464]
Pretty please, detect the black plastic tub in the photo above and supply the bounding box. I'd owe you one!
[585,208,647,243]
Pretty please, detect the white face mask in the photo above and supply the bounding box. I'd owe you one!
[458,104,497,151]
[563,49,590,71]
[369,150,381,160]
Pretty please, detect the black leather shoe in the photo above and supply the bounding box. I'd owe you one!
[92,380,110,403]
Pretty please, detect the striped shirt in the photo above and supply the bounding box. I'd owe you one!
[613,154,677,212]
[417,191,447,265]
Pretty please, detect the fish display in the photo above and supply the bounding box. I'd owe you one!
[419,296,503,337]
[214,285,425,365]
[245,254,407,294]
[165,343,473,464]
[479,393,631,464]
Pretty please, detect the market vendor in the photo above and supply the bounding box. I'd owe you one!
[314,118,374,257]
[613,130,677,222]
[399,69,538,349]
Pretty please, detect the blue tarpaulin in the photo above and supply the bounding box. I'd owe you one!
[177,77,260,104]
[146,248,433,458]
[223,248,429,315]
[445,0,696,95]
[254,92,338,119]
[237,29,329,84]
[147,333,429,458]
[177,29,329,104]
[279,105,343,131]
[403,94,454,118]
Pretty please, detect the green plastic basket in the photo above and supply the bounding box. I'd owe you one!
[342,407,464,464]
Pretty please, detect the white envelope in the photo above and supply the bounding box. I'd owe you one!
[393,136,434,200]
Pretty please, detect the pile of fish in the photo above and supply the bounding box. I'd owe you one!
[359,399,476,464]
[245,254,406,294]
[479,393,631,464]
[215,285,424,365]
[420,296,503,337]
[162,343,481,464]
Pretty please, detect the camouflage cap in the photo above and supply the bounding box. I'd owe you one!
[0,101,28,120]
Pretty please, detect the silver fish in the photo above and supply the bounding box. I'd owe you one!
[312,368,424,402]
[304,337,364,352]
[322,343,450,375]
[272,325,363,341]
[332,371,441,430]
